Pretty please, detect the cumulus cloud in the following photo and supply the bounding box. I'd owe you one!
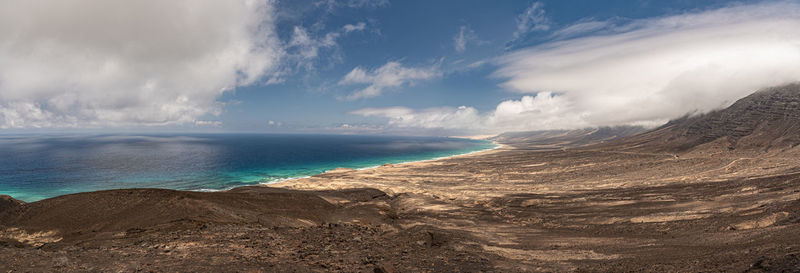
[513,1,551,39]
[354,2,800,134]
[495,1,800,129]
[339,61,441,100]
[0,0,282,128]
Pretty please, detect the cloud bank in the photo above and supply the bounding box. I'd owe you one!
[0,0,282,128]
[351,92,588,134]
[496,2,800,129]
[354,2,800,134]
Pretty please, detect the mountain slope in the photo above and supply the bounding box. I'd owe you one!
[607,83,800,153]
[492,126,646,149]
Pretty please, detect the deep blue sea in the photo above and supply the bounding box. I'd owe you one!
[0,134,494,202]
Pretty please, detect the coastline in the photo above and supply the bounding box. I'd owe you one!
[263,139,506,189]
[0,135,500,201]
[268,140,512,198]
[338,140,504,172]
[194,139,503,193]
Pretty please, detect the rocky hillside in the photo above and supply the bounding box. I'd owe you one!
[607,83,800,153]
[0,195,23,214]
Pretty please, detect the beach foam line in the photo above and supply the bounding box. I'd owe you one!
[191,175,316,192]
[258,175,313,185]
[195,188,227,192]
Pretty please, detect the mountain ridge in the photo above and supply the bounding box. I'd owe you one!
[602,83,800,153]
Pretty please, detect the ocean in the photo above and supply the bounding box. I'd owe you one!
[0,134,495,202]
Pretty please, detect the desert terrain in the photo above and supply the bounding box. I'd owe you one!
[1,84,800,272]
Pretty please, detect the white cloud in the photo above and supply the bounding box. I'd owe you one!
[549,19,614,39]
[352,105,481,131]
[453,26,477,53]
[494,1,800,129]
[0,0,282,128]
[353,2,800,134]
[339,61,441,100]
[195,120,223,127]
[288,26,340,63]
[344,0,389,8]
[315,0,389,13]
[513,1,551,39]
[286,22,368,71]
[343,22,367,33]
[350,92,591,134]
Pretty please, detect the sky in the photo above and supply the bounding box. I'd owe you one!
[1,0,800,135]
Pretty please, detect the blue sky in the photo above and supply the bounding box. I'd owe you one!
[1,0,798,135]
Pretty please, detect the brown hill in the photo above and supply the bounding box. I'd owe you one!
[0,187,391,244]
[0,187,496,272]
[0,195,23,214]
[605,83,800,153]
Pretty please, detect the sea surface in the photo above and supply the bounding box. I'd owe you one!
[0,134,495,202]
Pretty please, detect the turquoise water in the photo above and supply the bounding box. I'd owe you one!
[0,134,495,202]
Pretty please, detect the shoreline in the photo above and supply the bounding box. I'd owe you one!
[180,139,503,194]
[262,140,506,188]
[1,137,502,202]
[268,141,512,198]
[340,141,504,171]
